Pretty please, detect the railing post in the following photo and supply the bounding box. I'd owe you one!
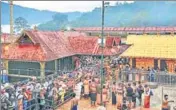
[170,74,172,86]
[35,97,38,110]
[18,69,21,76]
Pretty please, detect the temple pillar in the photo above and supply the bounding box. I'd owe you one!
[4,60,9,74]
[55,60,58,74]
[129,58,132,67]
[158,59,160,70]
[40,62,45,79]
[171,31,174,36]
[143,32,147,35]
[157,31,160,36]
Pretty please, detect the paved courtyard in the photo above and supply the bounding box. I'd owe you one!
[57,98,160,110]
[57,85,176,110]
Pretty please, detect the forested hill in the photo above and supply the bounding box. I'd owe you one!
[70,1,176,27]
[1,2,82,25]
[2,1,176,31]
[38,1,176,30]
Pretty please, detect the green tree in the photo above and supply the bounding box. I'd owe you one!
[14,17,30,33]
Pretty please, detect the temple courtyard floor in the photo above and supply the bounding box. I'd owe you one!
[57,98,160,110]
[57,85,176,110]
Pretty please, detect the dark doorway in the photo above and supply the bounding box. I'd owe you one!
[132,58,136,68]
[160,60,167,71]
[154,59,158,70]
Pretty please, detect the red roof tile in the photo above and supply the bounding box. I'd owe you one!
[2,44,45,61]
[105,37,114,47]
[3,30,76,61]
[2,30,127,61]
[74,27,176,33]
[69,36,98,54]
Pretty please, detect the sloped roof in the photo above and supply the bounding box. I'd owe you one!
[2,30,127,61]
[2,44,45,61]
[69,35,127,56]
[74,27,176,33]
[68,36,98,55]
[120,35,176,59]
[3,30,75,61]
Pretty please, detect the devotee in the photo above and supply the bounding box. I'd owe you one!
[17,90,23,110]
[136,81,144,106]
[162,94,174,110]
[1,89,11,110]
[90,78,97,107]
[26,87,32,108]
[39,88,46,110]
[70,93,78,110]
[132,82,137,108]
[111,82,116,106]
[83,77,90,99]
[116,82,123,110]
[22,88,28,110]
[96,82,101,105]
[125,83,133,108]
[142,84,153,108]
[102,85,108,107]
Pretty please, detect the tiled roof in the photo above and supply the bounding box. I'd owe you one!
[74,27,176,33]
[105,37,121,47]
[69,35,126,56]
[2,30,128,61]
[2,44,45,61]
[96,45,129,56]
[3,30,75,61]
[120,35,176,59]
[68,36,98,55]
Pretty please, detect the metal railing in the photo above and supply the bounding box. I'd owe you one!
[119,70,176,85]
[5,72,84,110]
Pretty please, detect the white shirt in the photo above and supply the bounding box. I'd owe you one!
[97,106,106,110]
[4,92,9,99]
[43,82,49,89]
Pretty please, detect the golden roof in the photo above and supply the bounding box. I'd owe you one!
[120,35,176,59]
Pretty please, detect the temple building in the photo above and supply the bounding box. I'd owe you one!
[2,29,129,80]
[120,35,176,73]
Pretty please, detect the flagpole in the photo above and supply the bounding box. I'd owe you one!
[0,1,2,110]
[100,0,105,105]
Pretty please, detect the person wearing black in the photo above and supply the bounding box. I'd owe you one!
[111,82,116,105]
[132,82,137,108]
[136,81,144,106]
[126,83,133,109]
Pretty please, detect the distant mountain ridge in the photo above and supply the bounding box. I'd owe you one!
[38,1,176,30]
[1,2,82,25]
[2,1,176,31]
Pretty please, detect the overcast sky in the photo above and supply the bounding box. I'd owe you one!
[3,1,134,12]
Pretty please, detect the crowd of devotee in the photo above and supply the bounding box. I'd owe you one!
[0,56,175,110]
[0,63,100,110]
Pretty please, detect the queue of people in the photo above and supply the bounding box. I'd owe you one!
[81,75,156,110]
[0,69,84,110]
